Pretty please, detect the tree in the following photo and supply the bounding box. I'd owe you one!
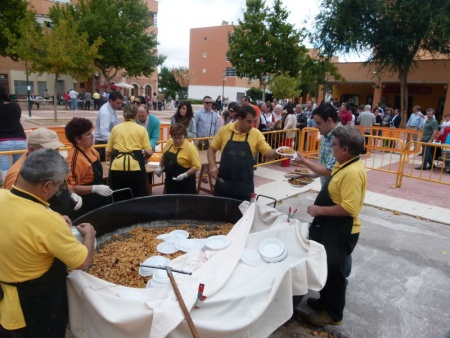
[172,67,194,99]
[159,66,182,99]
[299,54,344,98]
[228,0,308,101]
[268,75,301,100]
[7,11,102,121]
[245,87,263,101]
[0,0,30,60]
[50,0,162,90]
[312,0,450,125]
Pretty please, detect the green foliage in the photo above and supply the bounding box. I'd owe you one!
[7,10,102,120]
[312,0,450,121]
[0,0,31,60]
[228,0,308,83]
[268,75,301,100]
[245,87,263,101]
[159,66,183,99]
[50,0,161,86]
[299,55,344,97]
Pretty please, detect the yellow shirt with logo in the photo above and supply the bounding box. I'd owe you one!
[163,138,201,169]
[328,158,367,234]
[0,188,88,330]
[210,122,272,157]
[106,120,151,171]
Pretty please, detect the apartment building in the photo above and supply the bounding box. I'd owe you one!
[190,24,449,118]
[188,23,260,101]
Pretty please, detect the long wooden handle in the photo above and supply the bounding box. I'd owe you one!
[167,272,200,338]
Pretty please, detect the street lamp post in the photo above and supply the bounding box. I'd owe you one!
[222,71,226,112]
[25,61,31,117]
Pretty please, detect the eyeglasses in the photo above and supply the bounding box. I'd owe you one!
[204,101,213,104]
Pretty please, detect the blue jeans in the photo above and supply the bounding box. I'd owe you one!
[0,140,27,171]
[70,98,77,111]
[420,138,433,168]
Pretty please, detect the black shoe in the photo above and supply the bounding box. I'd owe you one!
[307,297,324,311]
[415,166,430,170]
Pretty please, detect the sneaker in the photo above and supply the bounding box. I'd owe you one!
[306,297,324,311]
[306,310,342,327]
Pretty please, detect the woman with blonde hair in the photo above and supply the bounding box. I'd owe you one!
[106,104,152,199]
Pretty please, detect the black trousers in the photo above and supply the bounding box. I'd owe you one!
[109,170,147,202]
[0,325,28,338]
[310,223,359,321]
[94,140,107,162]
[84,100,91,110]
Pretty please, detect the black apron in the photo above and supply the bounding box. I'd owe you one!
[48,180,73,218]
[1,188,69,338]
[309,156,360,321]
[213,133,254,201]
[163,145,196,194]
[71,146,109,219]
[109,149,147,199]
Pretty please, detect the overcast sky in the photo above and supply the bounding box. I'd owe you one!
[157,0,322,68]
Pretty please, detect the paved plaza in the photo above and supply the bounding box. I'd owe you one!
[20,106,450,338]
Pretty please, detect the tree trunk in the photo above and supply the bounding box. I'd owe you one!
[53,74,59,122]
[399,72,408,128]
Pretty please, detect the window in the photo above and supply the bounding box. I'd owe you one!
[37,81,47,96]
[14,81,34,95]
[203,69,206,74]
[150,12,157,27]
[56,80,65,95]
[225,67,236,76]
[226,55,230,62]
[203,53,207,58]
[204,37,207,41]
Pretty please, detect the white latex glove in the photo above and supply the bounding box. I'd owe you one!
[155,167,163,177]
[292,152,298,160]
[173,173,188,181]
[92,185,113,196]
[70,192,83,210]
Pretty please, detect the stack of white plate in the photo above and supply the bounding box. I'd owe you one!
[146,269,170,288]
[258,238,288,263]
[240,249,263,267]
[175,239,203,253]
[204,235,231,250]
[139,256,171,277]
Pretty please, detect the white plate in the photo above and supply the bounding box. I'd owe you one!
[175,239,202,253]
[240,249,263,267]
[192,238,205,249]
[204,235,231,250]
[156,234,170,240]
[288,182,304,188]
[152,269,170,283]
[169,229,189,239]
[262,248,288,263]
[164,233,186,243]
[258,238,286,259]
[276,146,296,157]
[117,290,152,302]
[139,256,171,277]
[157,242,178,254]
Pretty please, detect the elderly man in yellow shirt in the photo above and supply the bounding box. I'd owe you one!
[304,126,367,327]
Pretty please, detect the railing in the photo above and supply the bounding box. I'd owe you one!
[2,127,449,190]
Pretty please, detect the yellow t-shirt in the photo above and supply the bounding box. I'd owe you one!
[0,188,88,330]
[210,122,272,157]
[106,121,151,171]
[92,92,101,100]
[163,139,201,170]
[328,158,367,234]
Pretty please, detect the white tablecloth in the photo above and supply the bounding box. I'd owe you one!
[67,201,327,338]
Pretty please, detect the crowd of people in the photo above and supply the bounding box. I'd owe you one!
[2,79,450,335]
